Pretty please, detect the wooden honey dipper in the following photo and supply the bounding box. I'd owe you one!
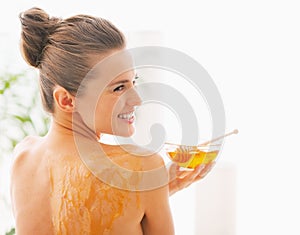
[198,129,239,146]
[165,129,239,148]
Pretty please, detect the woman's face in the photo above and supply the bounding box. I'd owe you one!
[75,49,142,138]
[94,70,141,137]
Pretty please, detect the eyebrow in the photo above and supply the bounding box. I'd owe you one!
[108,79,131,87]
[108,74,138,87]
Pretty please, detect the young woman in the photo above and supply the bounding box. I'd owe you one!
[11,7,214,234]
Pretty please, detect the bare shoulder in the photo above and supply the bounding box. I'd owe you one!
[12,135,42,169]
[11,135,54,233]
[102,144,166,171]
[124,144,165,171]
[13,135,40,154]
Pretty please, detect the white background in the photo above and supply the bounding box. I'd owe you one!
[1,0,300,234]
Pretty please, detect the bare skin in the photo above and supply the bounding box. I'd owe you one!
[11,50,215,234]
[10,121,214,235]
[11,121,174,235]
[10,60,175,234]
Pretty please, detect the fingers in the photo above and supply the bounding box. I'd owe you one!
[178,163,206,180]
[177,169,192,179]
[179,162,216,183]
[194,161,216,181]
[173,165,204,189]
[168,161,217,196]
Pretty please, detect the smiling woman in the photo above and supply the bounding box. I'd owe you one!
[9,6,216,235]
[10,7,175,235]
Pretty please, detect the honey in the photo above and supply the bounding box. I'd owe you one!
[166,148,219,169]
[48,156,138,235]
[165,129,238,169]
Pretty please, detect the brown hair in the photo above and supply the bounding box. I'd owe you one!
[19,7,125,113]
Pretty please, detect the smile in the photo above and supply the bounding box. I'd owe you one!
[117,111,134,120]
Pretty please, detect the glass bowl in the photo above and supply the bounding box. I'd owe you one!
[163,143,220,169]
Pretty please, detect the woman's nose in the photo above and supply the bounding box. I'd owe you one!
[126,87,142,107]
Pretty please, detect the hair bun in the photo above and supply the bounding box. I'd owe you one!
[19,7,60,67]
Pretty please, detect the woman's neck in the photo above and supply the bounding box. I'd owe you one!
[46,112,99,142]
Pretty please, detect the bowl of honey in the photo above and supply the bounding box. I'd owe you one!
[163,129,238,169]
[164,144,220,169]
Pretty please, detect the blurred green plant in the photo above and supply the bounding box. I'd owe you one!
[0,70,50,235]
[0,70,50,155]
[5,228,15,235]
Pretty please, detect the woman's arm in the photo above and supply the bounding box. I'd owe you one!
[141,184,175,235]
[138,153,175,235]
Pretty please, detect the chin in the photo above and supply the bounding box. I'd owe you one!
[112,125,135,138]
[118,128,135,137]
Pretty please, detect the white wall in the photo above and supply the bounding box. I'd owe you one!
[1,1,300,234]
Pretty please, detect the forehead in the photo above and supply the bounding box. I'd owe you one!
[108,69,136,84]
[81,50,135,91]
[89,49,134,75]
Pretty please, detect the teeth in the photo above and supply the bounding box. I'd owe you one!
[118,112,134,120]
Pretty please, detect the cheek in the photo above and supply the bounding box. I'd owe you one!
[95,96,119,122]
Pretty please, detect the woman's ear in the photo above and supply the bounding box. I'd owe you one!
[53,86,75,112]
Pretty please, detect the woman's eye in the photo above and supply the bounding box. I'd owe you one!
[113,85,125,92]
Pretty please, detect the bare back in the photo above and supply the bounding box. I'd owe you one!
[11,135,174,235]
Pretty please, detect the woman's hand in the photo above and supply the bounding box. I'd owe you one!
[168,161,216,196]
